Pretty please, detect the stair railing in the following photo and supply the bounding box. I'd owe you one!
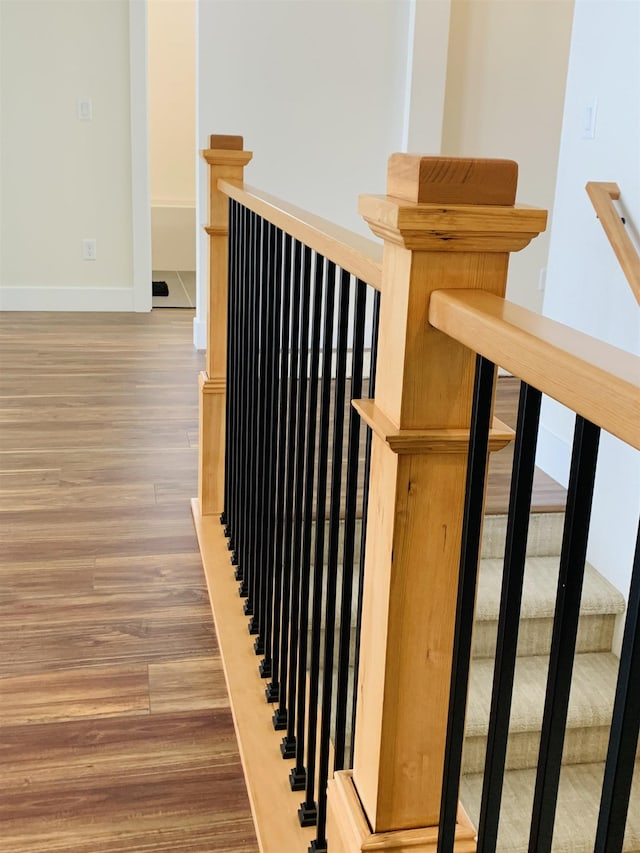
[192,135,640,853]
[586,181,640,305]
[429,289,640,852]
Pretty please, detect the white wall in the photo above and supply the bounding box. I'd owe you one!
[148,0,196,271]
[441,0,574,313]
[537,0,640,613]
[0,0,145,311]
[195,0,419,347]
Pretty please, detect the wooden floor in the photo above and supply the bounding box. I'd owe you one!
[0,311,565,853]
[487,375,566,514]
[0,311,258,853]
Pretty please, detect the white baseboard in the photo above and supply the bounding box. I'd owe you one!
[193,316,207,350]
[0,286,138,312]
[152,204,196,271]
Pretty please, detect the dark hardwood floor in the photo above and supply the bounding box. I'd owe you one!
[0,311,258,853]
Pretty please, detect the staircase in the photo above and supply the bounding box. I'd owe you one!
[460,510,639,851]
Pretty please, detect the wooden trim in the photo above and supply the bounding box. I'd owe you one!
[201,375,225,395]
[218,180,383,290]
[359,194,547,252]
[327,772,476,853]
[191,501,315,853]
[202,149,254,168]
[353,399,514,454]
[429,289,640,451]
[586,181,640,306]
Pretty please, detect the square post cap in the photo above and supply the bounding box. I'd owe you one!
[387,154,518,206]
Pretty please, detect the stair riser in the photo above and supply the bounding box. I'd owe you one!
[472,613,618,659]
[480,512,565,559]
[463,725,612,774]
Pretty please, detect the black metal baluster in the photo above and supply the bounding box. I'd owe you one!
[260,225,284,680]
[266,232,294,705]
[245,213,264,634]
[224,199,239,537]
[290,252,325,791]
[349,287,381,767]
[222,199,236,531]
[273,239,303,731]
[476,382,542,853]
[528,415,600,853]
[254,222,277,660]
[249,215,267,639]
[249,213,263,615]
[228,202,244,556]
[233,204,251,570]
[240,211,260,610]
[299,261,337,828]
[313,268,352,853]
[333,277,367,771]
[439,355,496,853]
[594,519,640,852]
[282,243,313,758]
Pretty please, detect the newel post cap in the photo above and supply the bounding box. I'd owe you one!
[202,134,253,166]
[359,154,547,252]
[387,154,518,206]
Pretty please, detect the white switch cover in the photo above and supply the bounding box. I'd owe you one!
[582,98,598,140]
[82,239,97,260]
[77,97,93,121]
[538,267,547,292]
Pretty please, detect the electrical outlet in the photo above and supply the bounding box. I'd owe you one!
[82,239,97,261]
[77,97,93,121]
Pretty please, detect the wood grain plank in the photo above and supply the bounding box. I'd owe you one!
[0,711,257,852]
[93,552,207,592]
[0,557,96,597]
[0,483,157,511]
[0,619,218,677]
[0,665,150,725]
[149,657,230,712]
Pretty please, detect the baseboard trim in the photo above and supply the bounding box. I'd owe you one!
[0,286,138,312]
[193,316,207,350]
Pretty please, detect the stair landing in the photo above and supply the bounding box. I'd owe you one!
[487,376,566,515]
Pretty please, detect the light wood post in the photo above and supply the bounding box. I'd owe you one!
[198,135,252,515]
[326,156,547,852]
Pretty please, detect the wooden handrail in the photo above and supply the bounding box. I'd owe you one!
[218,179,383,290]
[429,289,640,450]
[586,181,640,305]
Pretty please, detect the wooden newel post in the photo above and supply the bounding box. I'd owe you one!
[327,156,547,852]
[198,135,252,515]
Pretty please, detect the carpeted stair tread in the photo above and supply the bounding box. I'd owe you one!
[475,557,625,623]
[465,652,619,737]
[473,558,625,659]
[463,652,619,773]
[461,761,640,852]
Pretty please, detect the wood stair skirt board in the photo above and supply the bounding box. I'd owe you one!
[191,503,316,853]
